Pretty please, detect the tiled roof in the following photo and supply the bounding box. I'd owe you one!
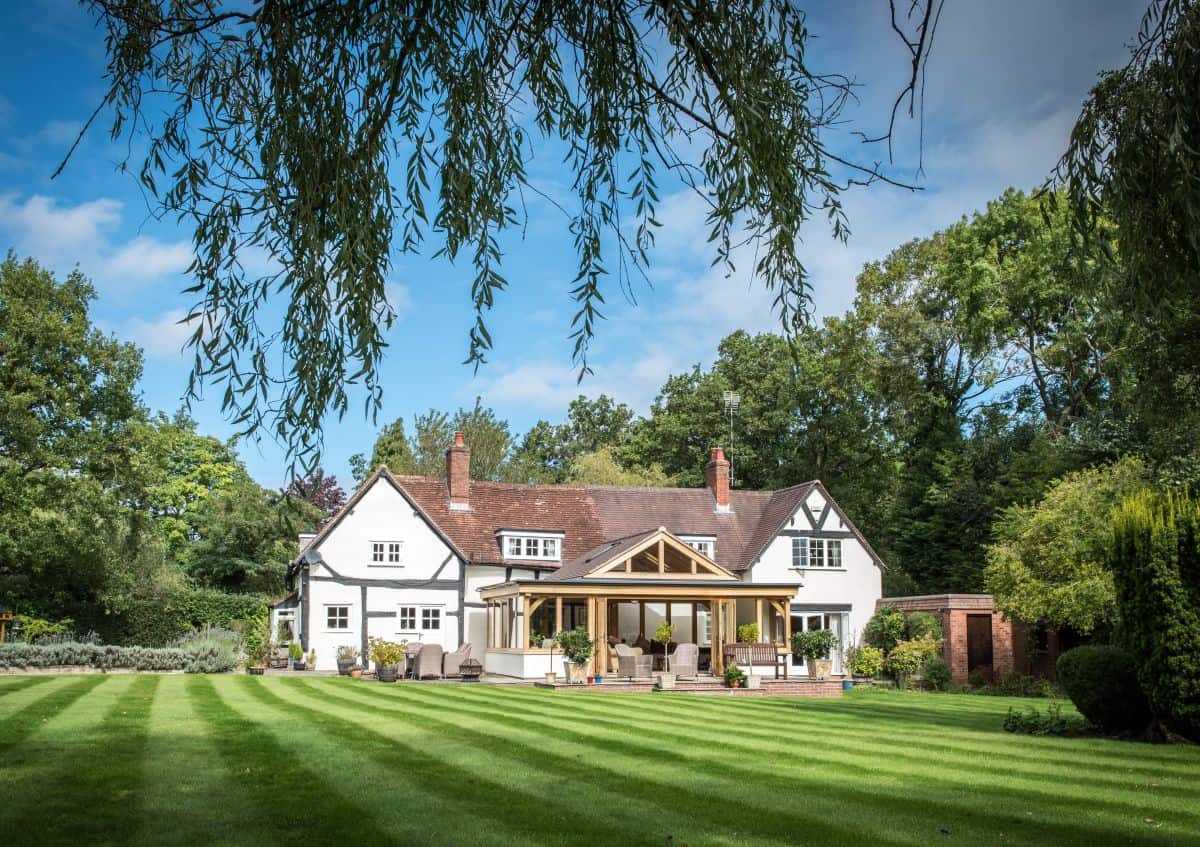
[301,466,879,574]
[390,475,608,565]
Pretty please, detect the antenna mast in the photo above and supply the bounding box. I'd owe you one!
[723,390,740,487]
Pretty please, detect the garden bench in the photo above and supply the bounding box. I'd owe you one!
[723,642,788,679]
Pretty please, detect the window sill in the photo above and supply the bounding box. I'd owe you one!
[368,564,405,568]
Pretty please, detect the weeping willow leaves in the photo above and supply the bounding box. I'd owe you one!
[77,0,939,469]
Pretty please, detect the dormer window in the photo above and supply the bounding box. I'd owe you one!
[498,530,563,561]
[679,535,716,559]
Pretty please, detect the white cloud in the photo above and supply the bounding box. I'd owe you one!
[384,281,412,321]
[105,235,193,281]
[122,308,197,360]
[0,193,122,260]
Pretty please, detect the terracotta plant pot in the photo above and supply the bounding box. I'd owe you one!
[247,666,265,676]
[350,668,363,679]
[730,679,743,688]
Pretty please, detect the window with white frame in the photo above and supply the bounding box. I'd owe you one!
[421,607,441,631]
[679,536,716,559]
[326,605,350,630]
[791,537,830,568]
[827,539,842,568]
[398,607,416,630]
[498,531,563,561]
[371,541,403,565]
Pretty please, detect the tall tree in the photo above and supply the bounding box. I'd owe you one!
[508,395,638,483]
[285,468,347,524]
[77,0,940,466]
[0,255,149,615]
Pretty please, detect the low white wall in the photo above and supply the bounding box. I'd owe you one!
[484,650,559,679]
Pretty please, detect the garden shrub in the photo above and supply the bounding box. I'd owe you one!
[1056,645,1152,735]
[995,671,1057,698]
[922,655,952,691]
[904,611,943,641]
[14,615,74,643]
[1111,490,1200,741]
[0,642,190,671]
[847,645,884,678]
[1003,702,1091,736]
[863,604,905,653]
[884,637,940,687]
[91,588,269,646]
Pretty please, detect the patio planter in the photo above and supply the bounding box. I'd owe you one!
[655,672,677,690]
[746,674,762,689]
[350,667,363,679]
[544,671,557,684]
[377,664,399,683]
[246,666,265,676]
[729,679,743,689]
[292,661,307,672]
[336,660,354,676]
[563,660,589,684]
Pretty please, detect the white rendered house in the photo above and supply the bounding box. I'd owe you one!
[274,434,884,677]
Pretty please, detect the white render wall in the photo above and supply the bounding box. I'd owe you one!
[301,477,463,671]
[745,486,882,650]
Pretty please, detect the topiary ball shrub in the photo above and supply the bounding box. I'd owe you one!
[1057,645,1152,735]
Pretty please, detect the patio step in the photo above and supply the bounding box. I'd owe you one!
[533,677,845,698]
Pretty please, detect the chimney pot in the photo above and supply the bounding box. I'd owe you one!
[447,431,470,510]
[705,445,731,512]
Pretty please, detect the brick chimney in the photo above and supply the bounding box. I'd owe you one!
[447,431,471,510]
[705,446,731,513]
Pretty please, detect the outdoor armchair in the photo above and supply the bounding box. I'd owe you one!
[615,643,653,680]
[414,644,443,679]
[668,643,699,679]
[442,643,473,677]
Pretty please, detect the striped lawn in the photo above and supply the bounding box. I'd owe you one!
[1,676,1197,846]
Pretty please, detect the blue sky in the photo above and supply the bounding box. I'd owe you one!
[0,0,1146,488]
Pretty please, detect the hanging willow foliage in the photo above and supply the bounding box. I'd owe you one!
[66,0,941,469]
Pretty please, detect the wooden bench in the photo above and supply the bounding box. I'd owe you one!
[723,642,788,679]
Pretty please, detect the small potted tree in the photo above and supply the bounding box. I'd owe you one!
[336,644,359,676]
[306,648,317,671]
[555,627,593,684]
[289,641,306,671]
[653,620,676,689]
[723,664,747,688]
[792,629,838,679]
[368,637,406,683]
[737,622,761,688]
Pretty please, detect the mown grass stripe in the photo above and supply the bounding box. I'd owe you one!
[440,684,1200,800]
[466,684,1200,783]
[296,678,918,847]
[185,675,402,846]
[0,675,108,751]
[0,675,158,847]
[242,677,668,847]
[340,680,1197,844]
[0,676,56,697]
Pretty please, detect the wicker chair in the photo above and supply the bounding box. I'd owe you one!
[403,642,424,678]
[615,643,652,680]
[442,643,473,678]
[414,644,444,679]
[668,643,699,679]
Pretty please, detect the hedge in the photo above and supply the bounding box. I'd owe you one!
[0,640,238,673]
[85,588,269,646]
[1057,645,1152,735]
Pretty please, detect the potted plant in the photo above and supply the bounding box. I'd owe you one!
[737,622,761,687]
[289,641,305,670]
[653,620,676,689]
[724,664,747,688]
[368,637,407,682]
[242,609,271,675]
[555,627,593,684]
[792,629,838,680]
[306,648,317,670]
[336,644,359,676]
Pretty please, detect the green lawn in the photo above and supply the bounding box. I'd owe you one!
[1,675,1198,846]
